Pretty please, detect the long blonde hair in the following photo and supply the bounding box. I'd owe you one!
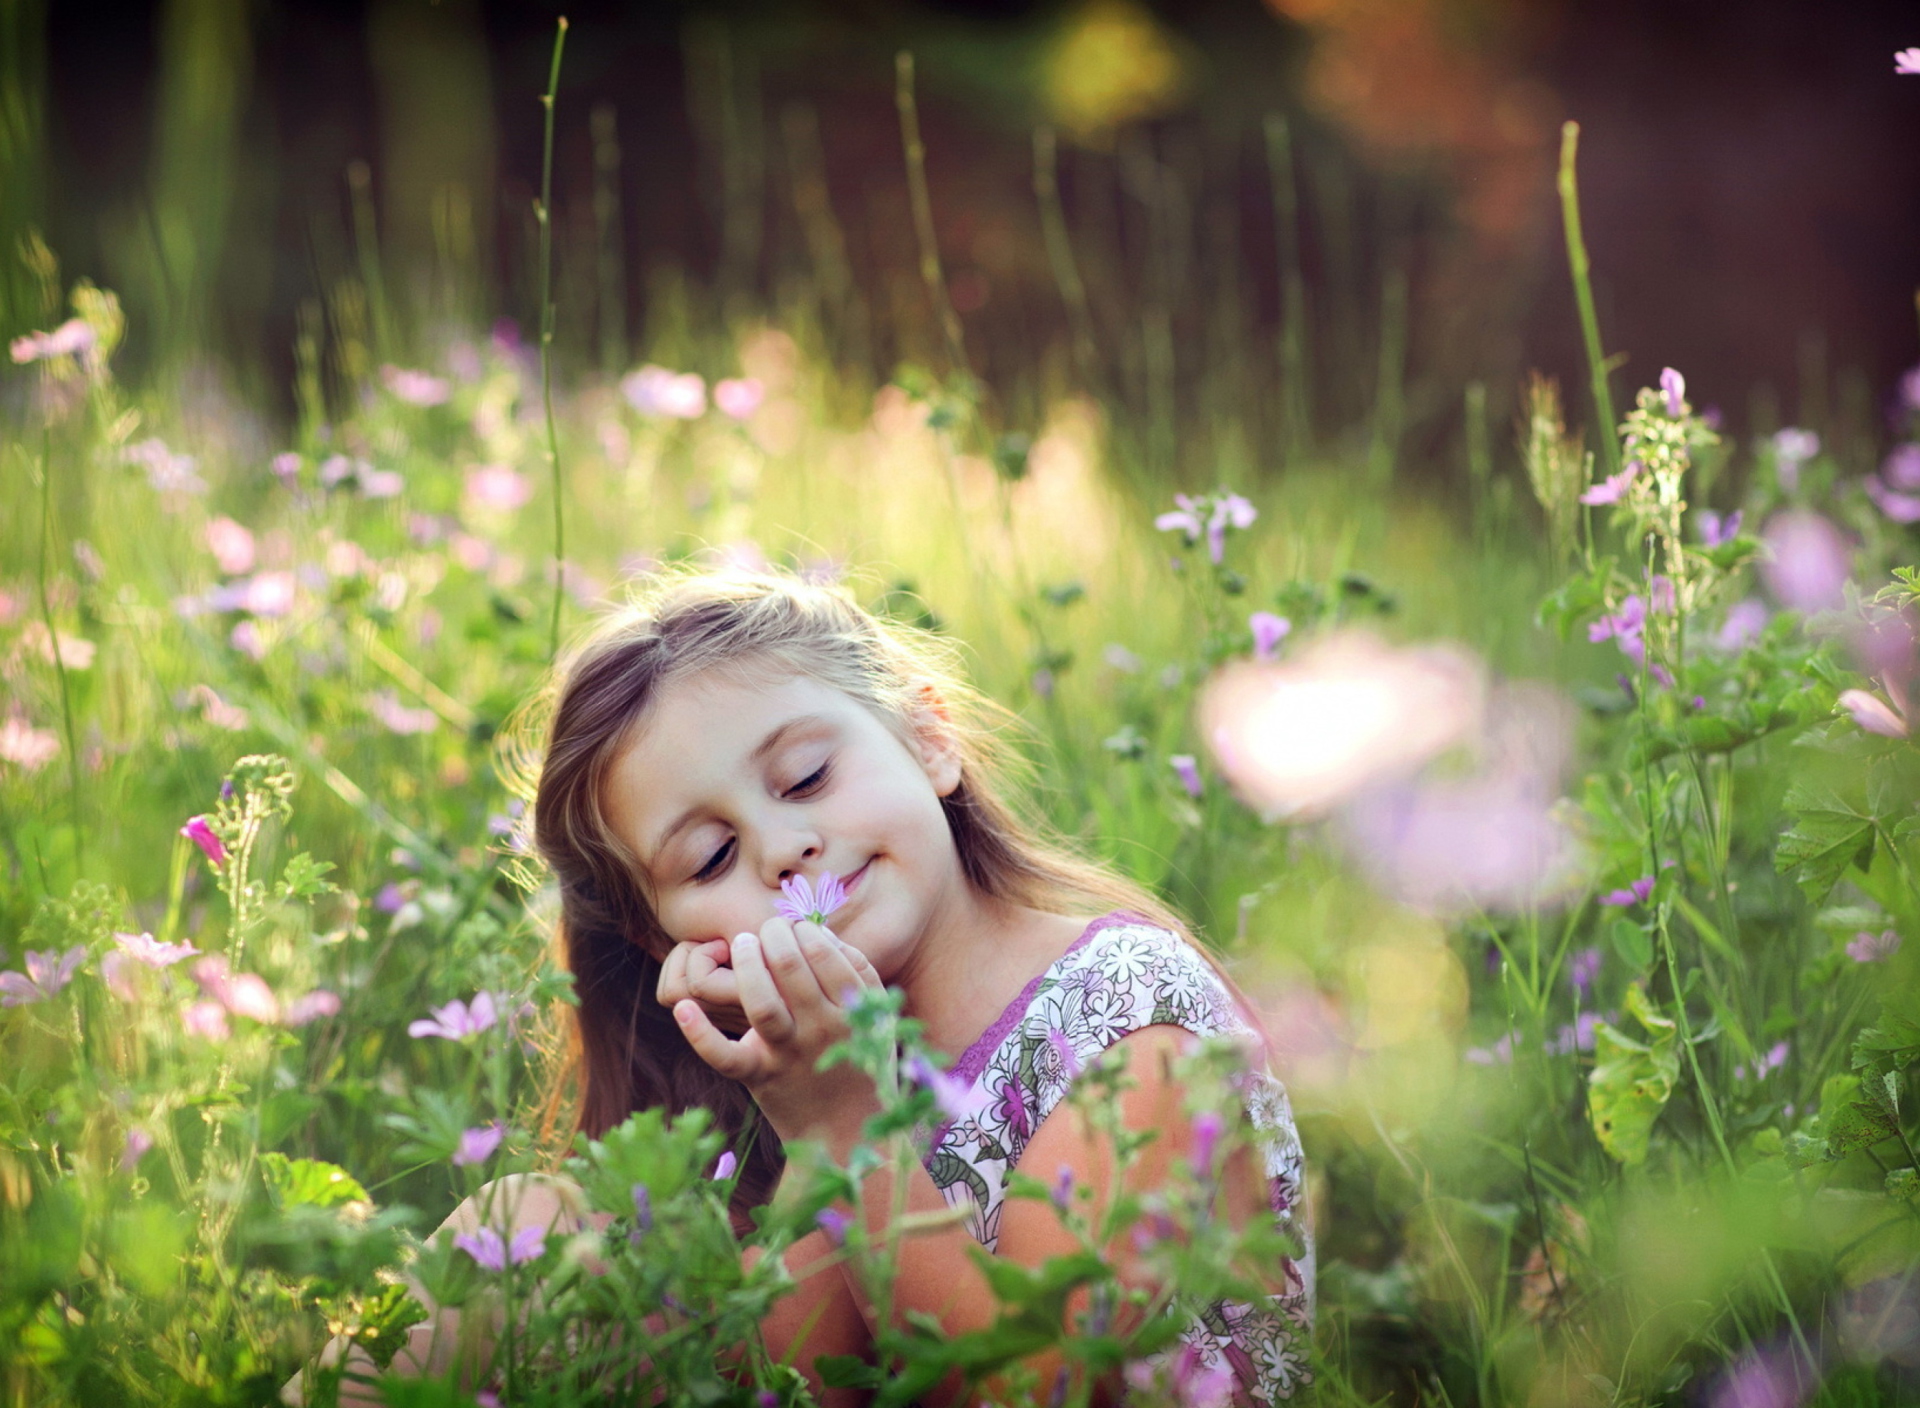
[516,567,1187,1213]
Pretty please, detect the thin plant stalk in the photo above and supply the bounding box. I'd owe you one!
[1264,114,1311,463]
[1032,125,1100,396]
[36,424,82,865]
[895,52,969,382]
[538,16,570,663]
[1557,122,1620,477]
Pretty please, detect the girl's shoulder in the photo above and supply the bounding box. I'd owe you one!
[1036,912,1253,1039]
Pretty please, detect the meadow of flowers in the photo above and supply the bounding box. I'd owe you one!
[3,65,1919,1408]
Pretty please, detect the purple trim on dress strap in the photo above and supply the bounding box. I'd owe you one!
[947,911,1148,1088]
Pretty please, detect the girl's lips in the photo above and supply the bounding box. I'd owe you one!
[841,858,874,893]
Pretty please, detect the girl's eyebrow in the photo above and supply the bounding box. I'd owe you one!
[645,713,830,866]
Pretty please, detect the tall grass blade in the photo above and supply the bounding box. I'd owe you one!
[1556,121,1619,477]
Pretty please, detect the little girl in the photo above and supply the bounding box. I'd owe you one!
[313,568,1312,1405]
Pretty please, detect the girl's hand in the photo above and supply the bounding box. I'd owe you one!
[673,916,883,1149]
[657,938,751,1036]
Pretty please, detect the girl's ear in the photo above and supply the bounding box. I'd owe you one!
[906,684,964,798]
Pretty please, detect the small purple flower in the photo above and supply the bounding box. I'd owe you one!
[631,1183,653,1235]
[1051,1164,1075,1213]
[758,1392,780,1408]
[1249,611,1291,661]
[374,882,408,914]
[454,1226,545,1271]
[1601,876,1655,907]
[816,1207,852,1247]
[114,931,199,968]
[908,1053,975,1120]
[1697,509,1744,548]
[1154,494,1206,543]
[1762,511,1851,613]
[1865,463,1920,524]
[1206,494,1257,565]
[1546,1012,1602,1056]
[1770,429,1820,499]
[1838,689,1907,738]
[712,1150,737,1180]
[407,992,500,1040]
[1464,1032,1516,1066]
[1847,929,1901,963]
[1736,1041,1791,1082]
[1190,1110,1225,1177]
[180,816,227,866]
[453,1123,506,1167]
[1717,599,1770,652]
[1568,946,1602,997]
[1580,462,1641,506]
[1660,367,1687,418]
[283,989,341,1027]
[120,1127,154,1172]
[1170,754,1202,798]
[775,871,847,926]
[0,946,87,1006]
[1897,47,1920,75]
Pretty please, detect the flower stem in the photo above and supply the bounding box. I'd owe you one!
[1557,122,1620,479]
[539,16,570,664]
[36,423,83,866]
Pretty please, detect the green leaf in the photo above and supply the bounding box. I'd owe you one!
[1774,784,1877,903]
[1587,984,1679,1166]
[1609,917,1653,972]
[1815,1075,1897,1156]
[261,1153,371,1210]
[280,852,339,899]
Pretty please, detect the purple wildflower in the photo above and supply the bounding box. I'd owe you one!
[453,1124,506,1167]
[1580,462,1641,506]
[1717,599,1770,652]
[1897,47,1920,74]
[1770,429,1820,496]
[816,1207,852,1247]
[374,883,408,914]
[0,946,87,1006]
[1154,494,1206,543]
[1465,1032,1516,1066]
[1762,511,1851,613]
[1601,876,1655,907]
[454,1226,545,1271]
[631,1184,653,1235]
[1249,611,1291,661]
[120,1127,154,1172]
[776,871,847,926]
[1847,929,1901,963]
[283,990,341,1027]
[1051,1164,1075,1213]
[407,992,500,1040]
[1660,367,1687,418]
[1170,754,1203,798]
[1569,946,1602,997]
[1546,1013,1602,1056]
[114,931,199,968]
[1190,1110,1224,1178]
[1838,689,1907,738]
[10,318,95,364]
[180,816,227,866]
[1697,509,1744,548]
[712,1151,738,1180]
[1866,449,1920,522]
[908,1053,975,1121]
[1206,494,1257,565]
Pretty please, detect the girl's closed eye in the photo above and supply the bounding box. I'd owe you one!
[692,835,735,882]
[784,761,831,797]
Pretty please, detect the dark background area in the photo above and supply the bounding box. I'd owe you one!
[17,0,1920,458]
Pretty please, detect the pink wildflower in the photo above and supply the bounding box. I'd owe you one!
[205,517,256,575]
[1601,876,1655,907]
[120,1127,155,1172]
[622,365,707,418]
[380,365,452,407]
[368,691,438,735]
[776,872,847,925]
[1170,754,1203,798]
[10,318,95,364]
[283,989,342,1027]
[408,992,500,1040]
[714,377,765,419]
[0,946,87,1006]
[1897,47,1920,74]
[180,816,227,866]
[1580,462,1641,505]
[1838,688,1907,738]
[464,463,533,513]
[0,717,59,771]
[453,1123,506,1167]
[1762,511,1851,613]
[712,1151,738,1180]
[1660,367,1687,418]
[1249,611,1291,660]
[182,1000,230,1040]
[1847,929,1901,963]
[114,931,200,968]
[455,1226,545,1271]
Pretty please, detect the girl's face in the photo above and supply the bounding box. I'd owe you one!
[602,666,966,980]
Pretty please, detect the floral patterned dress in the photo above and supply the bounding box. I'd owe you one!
[919,913,1313,1403]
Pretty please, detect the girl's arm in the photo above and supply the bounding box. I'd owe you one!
[816,1023,1269,1408]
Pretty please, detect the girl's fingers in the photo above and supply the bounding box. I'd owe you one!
[730,930,798,1044]
[673,999,760,1083]
[793,921,865,1008]
[754,917,828,1011]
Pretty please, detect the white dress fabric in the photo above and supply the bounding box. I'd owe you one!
[919,913,1314,1403]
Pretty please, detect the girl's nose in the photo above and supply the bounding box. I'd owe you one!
[769,833,821,885]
